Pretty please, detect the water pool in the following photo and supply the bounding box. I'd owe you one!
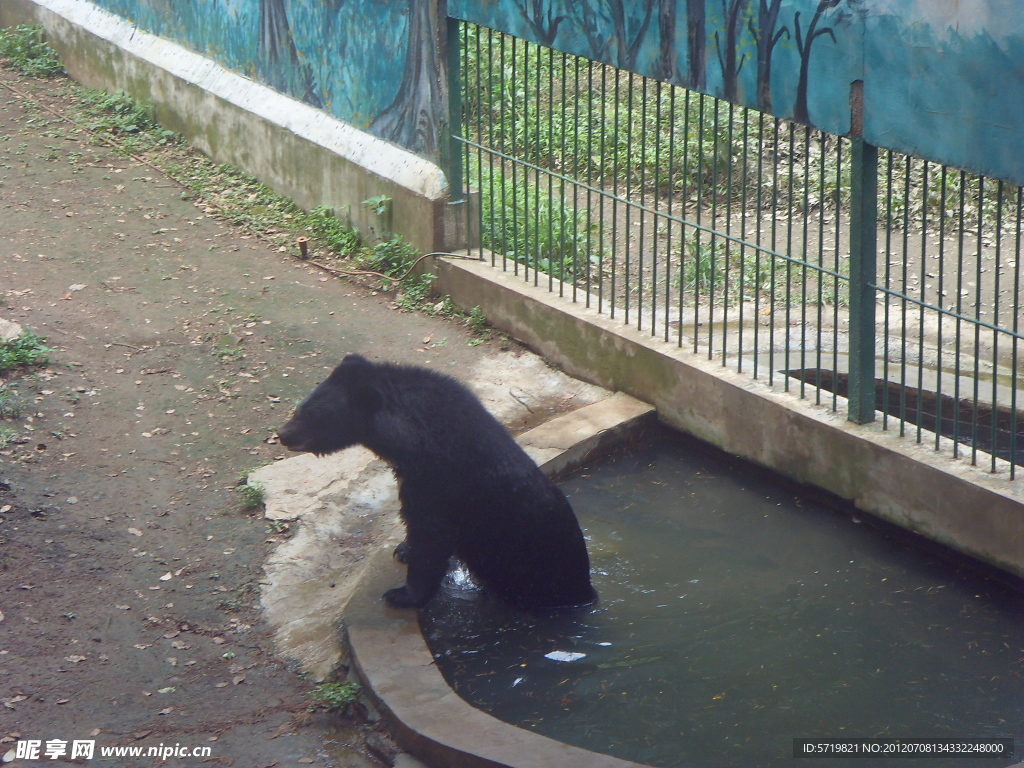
[420,432,1023,767]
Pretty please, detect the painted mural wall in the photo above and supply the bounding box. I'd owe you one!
[450,0,1024,186]
[82,0,1024,186]
[84,0,447,159]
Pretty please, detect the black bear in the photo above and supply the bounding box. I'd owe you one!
[277,354,597,610]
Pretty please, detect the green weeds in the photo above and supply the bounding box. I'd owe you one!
[0,384,25,419]
[310,681,361,712]
[0,25,63,78]
[0,425,18,450]
[0,331,50,374]
[473,164,597,282]
[237,480,266,512]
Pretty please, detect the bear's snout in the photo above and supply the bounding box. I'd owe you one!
[276,420,306,452]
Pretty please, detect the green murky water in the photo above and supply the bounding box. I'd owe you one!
[420,432,1023,767]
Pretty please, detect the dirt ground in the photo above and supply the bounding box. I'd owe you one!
[0,62,509,767]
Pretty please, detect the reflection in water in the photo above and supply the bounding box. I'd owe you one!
[420,432,1024,768]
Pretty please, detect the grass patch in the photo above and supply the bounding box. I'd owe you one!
[237,481,266,512]
[0,25,63,78]
[473,164,597,282]
[0,384,25,419]
[0,331,50,374]
[310,681,361,712]
[0,425,19,450]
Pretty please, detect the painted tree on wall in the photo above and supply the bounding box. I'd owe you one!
[577,0,657,70]
[792,0,858,124]
[686,0,706,89]
[748,0,787,112]
[714,0,751,102]
[259,0,321,107]
[657,0,678,82]
[515,0,568,47]
[369,0,445,157]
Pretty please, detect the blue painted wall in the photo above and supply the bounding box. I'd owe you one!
[82,0,1024,186]
[86,0,430,152]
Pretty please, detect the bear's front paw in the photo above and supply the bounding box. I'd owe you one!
[383,586,426,609]
[392,540,411,564]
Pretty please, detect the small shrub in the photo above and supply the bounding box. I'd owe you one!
[310,681,361,712]
[0,425,19,450]
[466,305,489,335]
[360,235,419,279]
[0,25,63,77]
[80,88,158,135]
[0,331,50,374]
[238,481,266,511]
[395,272,436,311]
[303,206,360,256]
[0,385,25,419]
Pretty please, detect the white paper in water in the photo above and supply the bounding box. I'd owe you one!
[544,650,587,662]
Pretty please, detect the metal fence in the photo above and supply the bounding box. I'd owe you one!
[450,22,1024,477]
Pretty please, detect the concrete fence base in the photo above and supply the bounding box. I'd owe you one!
[433,253,1024,580]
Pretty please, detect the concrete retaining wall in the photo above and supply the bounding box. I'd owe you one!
[433,254,1024,579]
[0,0,456,253]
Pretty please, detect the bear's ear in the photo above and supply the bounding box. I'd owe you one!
[333,355,382,412]
[328,354,371,382]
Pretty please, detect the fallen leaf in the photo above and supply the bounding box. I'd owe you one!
[159,572,173,582]
[214,682,228,688]
[163,630,180,639]
[127,527,143,537]
[156,687,176,694]
[65,655,86,663]
[232,674,246,685]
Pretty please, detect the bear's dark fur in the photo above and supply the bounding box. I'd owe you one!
[277,354,597,610]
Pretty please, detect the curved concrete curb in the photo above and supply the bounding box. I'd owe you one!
[346,395,656,768]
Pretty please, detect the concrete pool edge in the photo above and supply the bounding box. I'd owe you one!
[346,395,657,768]
[431,253,1024,581]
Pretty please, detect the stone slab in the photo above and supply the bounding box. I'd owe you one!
[0,318,23,343]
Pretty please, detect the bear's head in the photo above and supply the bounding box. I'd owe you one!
[277,354,382,456]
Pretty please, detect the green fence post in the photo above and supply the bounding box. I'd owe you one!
[848,136,878,424]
